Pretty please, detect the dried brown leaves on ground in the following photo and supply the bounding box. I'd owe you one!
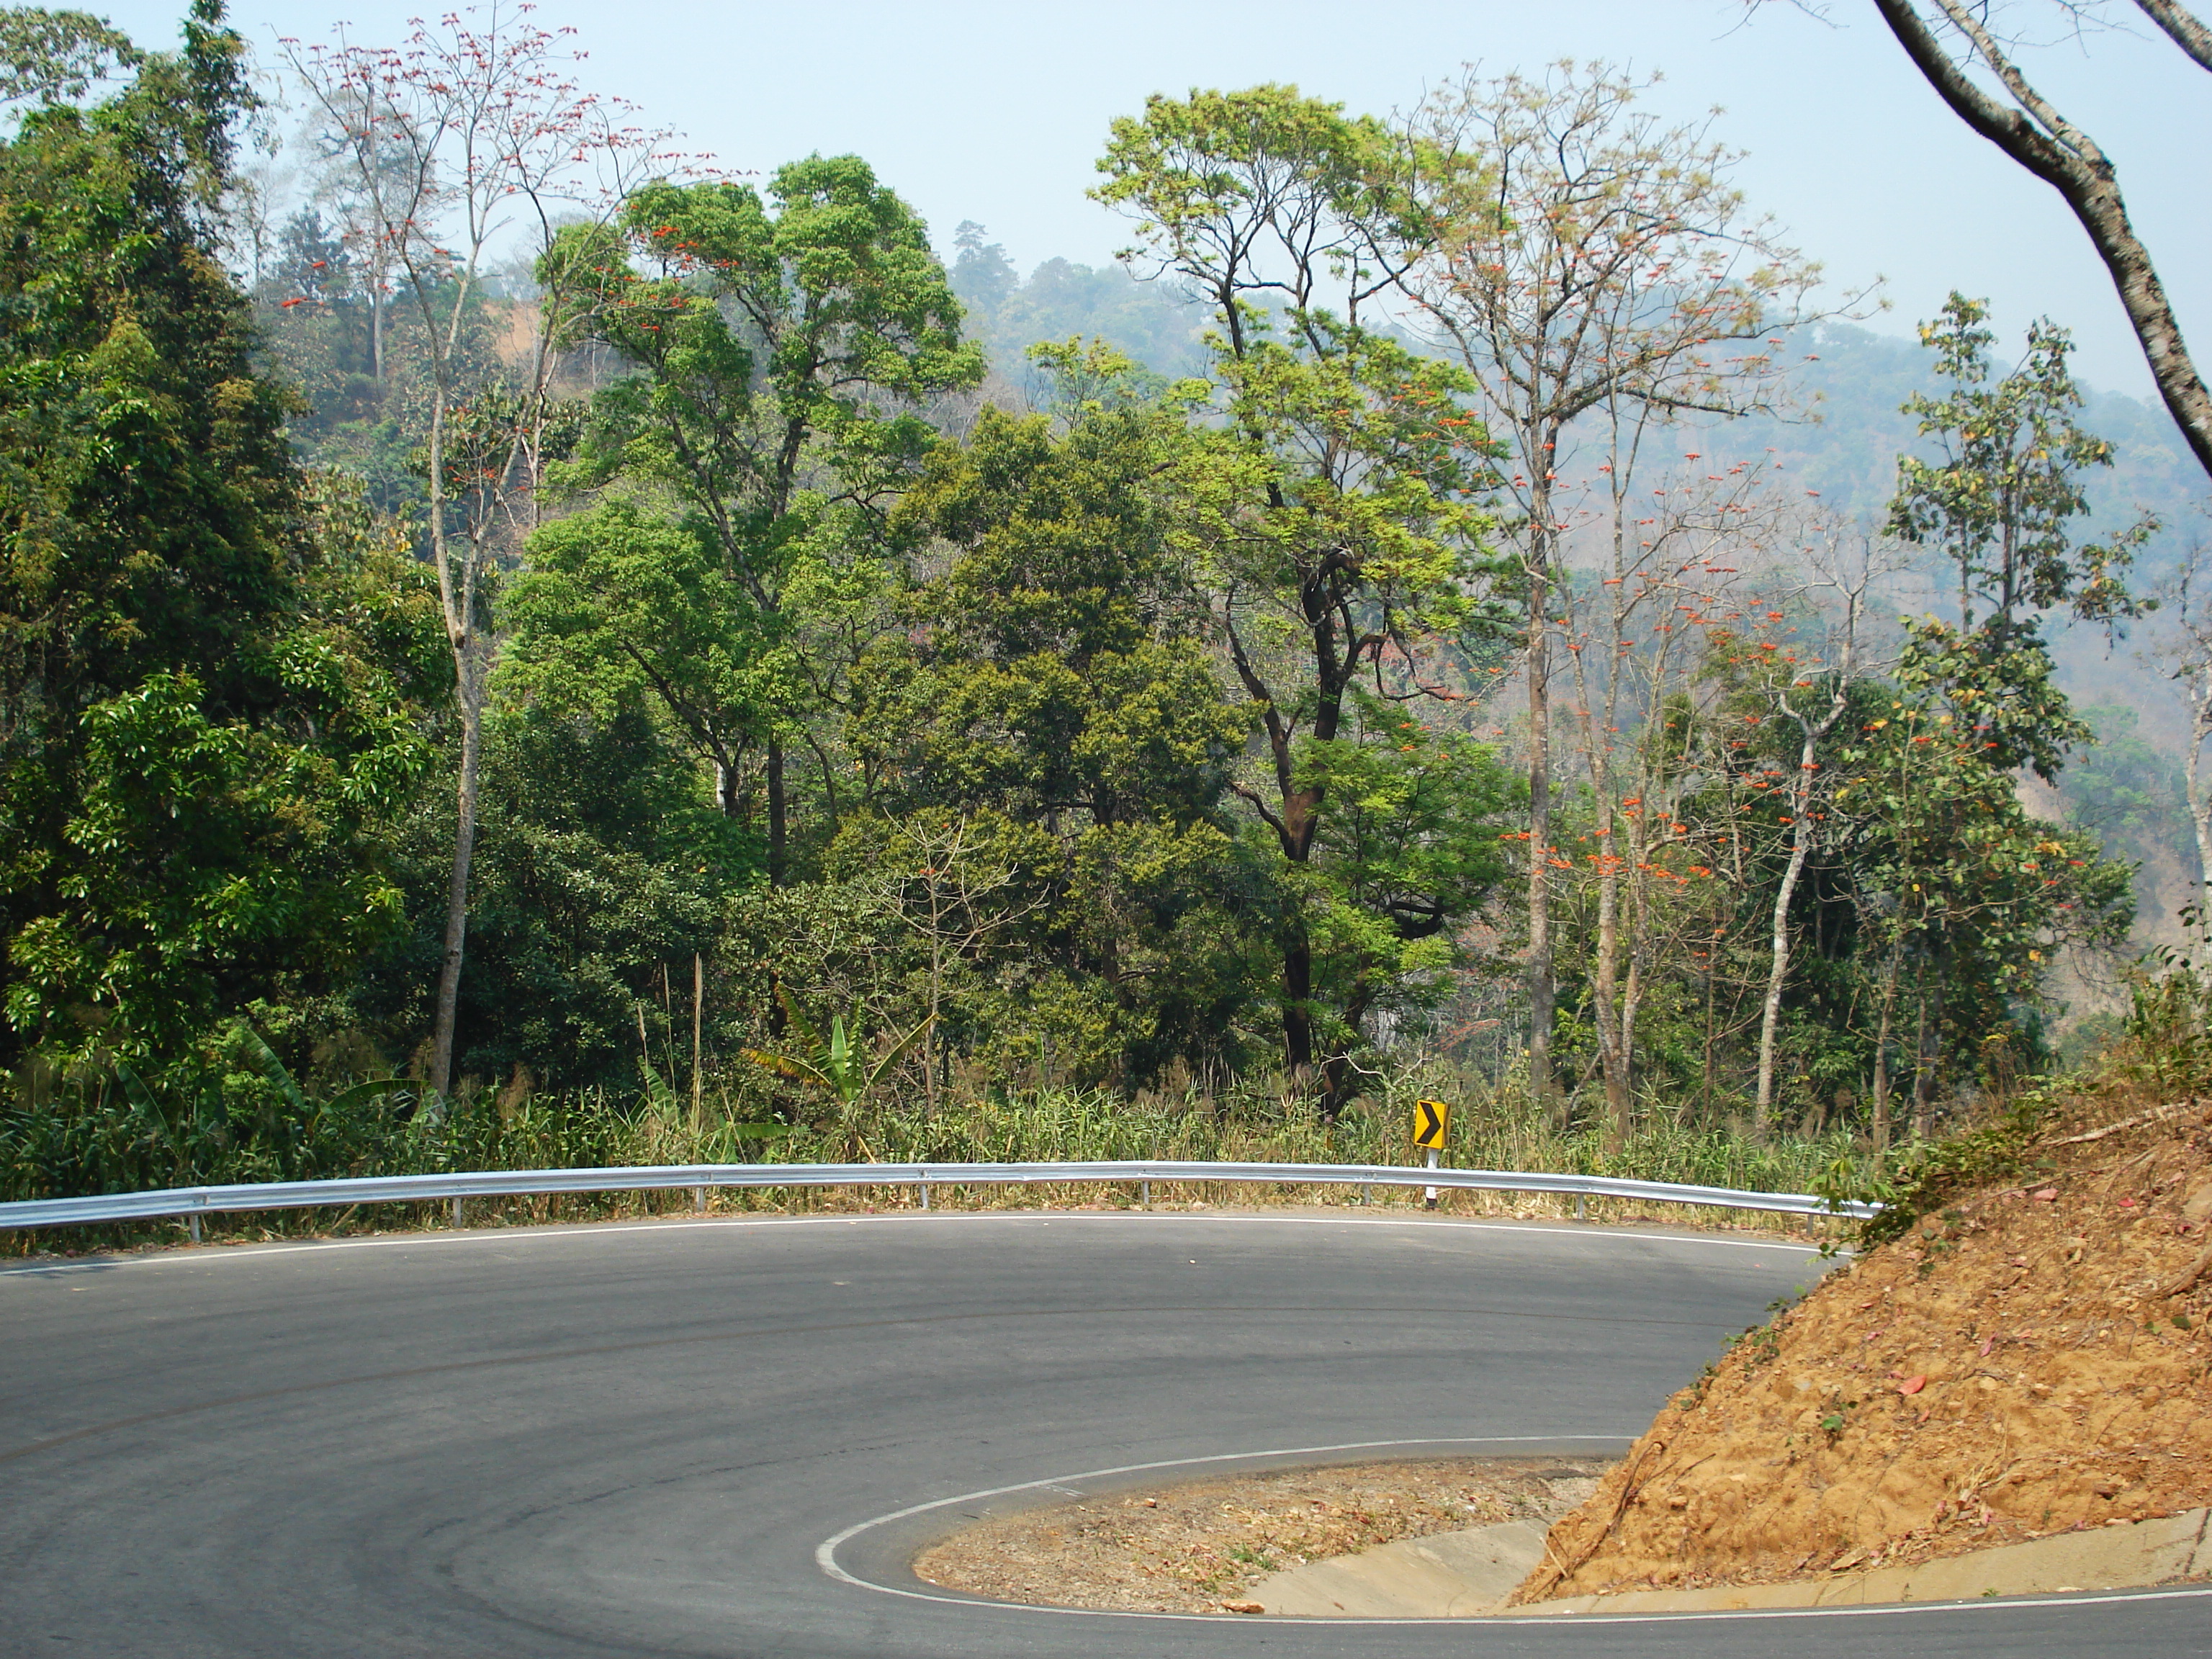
[1514,1098,2212,1604]
[914,1457,1606,1613]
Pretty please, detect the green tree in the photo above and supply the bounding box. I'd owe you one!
[0,4,430,1076]
[1835,692,2131,1143]
[540,159,982,881]
[355,697,750,1094]
[1891,293,2151,665]
[1292,693,1521,1097]
[1838,295,2149,1138]
[1095,85,1515,1116]
[507,500,775,827]
[2061,704,2193,873]
[845,369,1267,1089]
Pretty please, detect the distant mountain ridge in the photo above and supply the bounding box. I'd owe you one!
[947,226,2200,565]
[945,227,2209,956]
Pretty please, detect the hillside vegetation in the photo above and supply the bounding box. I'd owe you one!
[4,9,2209,1226]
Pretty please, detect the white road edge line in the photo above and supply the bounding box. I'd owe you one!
[814,1444,2212,1627]
[814,1435,1626,1606]
[0,1210,1825,1277]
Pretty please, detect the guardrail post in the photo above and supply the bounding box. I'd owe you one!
[693,1185,707,1213]
[186,1212,202,1243]
[919,1182,930,1210]
[1140,1180,1150,1208]
[1575,1194,1587,1222]
[1361,1182,1372,1205]
[450,1195,463,1228]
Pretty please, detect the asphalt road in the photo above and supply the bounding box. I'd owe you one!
[3,1210,2206,1657]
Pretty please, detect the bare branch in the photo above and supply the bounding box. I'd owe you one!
[1872,0,2212,481]
[2136,0,2212,68]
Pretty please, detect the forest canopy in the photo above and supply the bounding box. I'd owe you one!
[1,6,2197,1205]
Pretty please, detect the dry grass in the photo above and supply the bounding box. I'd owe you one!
[914,1457,1609,1613]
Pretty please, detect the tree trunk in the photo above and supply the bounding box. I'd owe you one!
[428,638,487,1102]
[1756,595,1856,1128]
[1615,951,1645,1150]
[2189,685,2212,941]
[1283,932,1317,1098]
[924,873,943,1115]
[1591,823,1630,1150]
[1615,804,1656,1147]
[1701,942,1719,1117]
[1755,781,1820,1134]
[1871,942,1902,1154]
[1524,566,1556,1111]
[1319,1048,1354,1125]
[766,738,788,885]
[422,360,479,1109]
[1912,972,1942,1141]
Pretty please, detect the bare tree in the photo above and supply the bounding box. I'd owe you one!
[872,817,1048,1111]
[1750,526,1890,1127]
[1403,63,1836,1106]
[282,4,680,1100]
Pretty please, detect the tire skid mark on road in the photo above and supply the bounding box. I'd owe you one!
[0,1295,1747,1470]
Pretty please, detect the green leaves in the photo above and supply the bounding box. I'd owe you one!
[1890,292,2153,636]
[1092,85,1514,1110]
[614,162,980,484]
[1093,84,1417,329]
[508,500,774,769]
[526,159,985,878]
[1292,696,1522,1028]
[0,9,141,110]
[6,666,424,1058]
[1891,615,2085,782]
[743,986,930,1108]
[0,18,436,1076]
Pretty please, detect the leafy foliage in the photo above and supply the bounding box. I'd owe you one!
[0,4,429,1072]
[2,35,2190,1210]
[743,986,930,1107]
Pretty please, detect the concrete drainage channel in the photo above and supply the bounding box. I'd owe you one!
[817,1438,1627,1614]
[1249,1506,2212,1618]
[869,1446,2212,1622]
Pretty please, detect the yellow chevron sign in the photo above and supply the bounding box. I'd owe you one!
[1412,1097,1449,1150]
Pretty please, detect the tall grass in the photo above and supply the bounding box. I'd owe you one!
[3,1058,1871,1254]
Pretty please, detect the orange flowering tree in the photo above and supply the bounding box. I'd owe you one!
[281,4,685,1102]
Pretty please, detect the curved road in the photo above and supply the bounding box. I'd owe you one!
[2,1211,2204,1656]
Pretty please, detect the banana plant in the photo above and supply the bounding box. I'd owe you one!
[228,1026,415,1131]
[742,988,931,1107]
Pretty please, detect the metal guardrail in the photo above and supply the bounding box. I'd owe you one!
[0,1159,1874,1233]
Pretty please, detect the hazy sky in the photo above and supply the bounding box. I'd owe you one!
[102,0,2212,408]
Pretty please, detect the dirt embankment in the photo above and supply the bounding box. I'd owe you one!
[1515,1100,2212,1604]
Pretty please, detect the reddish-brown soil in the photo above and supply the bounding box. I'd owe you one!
[1514,1099,2212,1604]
